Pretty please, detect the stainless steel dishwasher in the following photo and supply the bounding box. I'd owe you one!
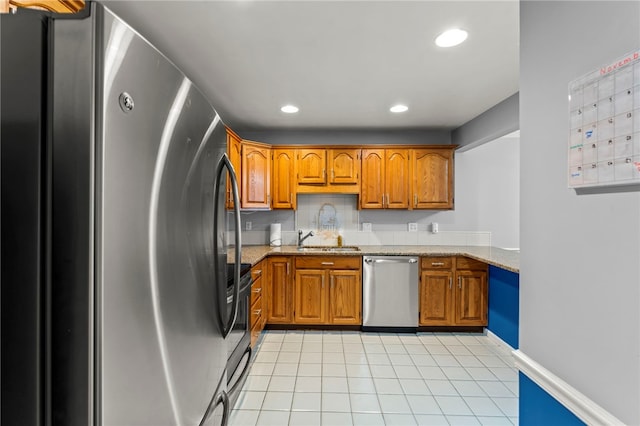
[362,256,419,331]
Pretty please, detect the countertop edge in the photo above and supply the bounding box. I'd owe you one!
[237,245,519,274]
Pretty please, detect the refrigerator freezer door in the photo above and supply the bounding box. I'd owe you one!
[97,8,227,425]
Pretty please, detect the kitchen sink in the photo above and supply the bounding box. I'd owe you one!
[296,246,361,252]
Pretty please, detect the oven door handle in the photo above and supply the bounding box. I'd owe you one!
[213,153,241,338]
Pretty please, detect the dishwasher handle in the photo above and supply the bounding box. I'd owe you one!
[364,257,418,264]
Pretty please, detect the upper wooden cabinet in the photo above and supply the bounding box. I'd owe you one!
[412,147,455,210]
[3,0,84,13]
[225,128,242,210]
[296,148,361,193]
[271,149,296,209]
[241,141,271,209]
[361,148,410,209]
[297,149,326,184]
[328,149,360,185]
[223,126,456,210]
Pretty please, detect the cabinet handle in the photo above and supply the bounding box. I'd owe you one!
[414,194,418,207]
[331,276,334,289]
[322,275,325,289]
[431,262,445,266]
[286,262,290,275]
[253,309,262,316]
[252,287,262,294]
[321,262,334,265]
[449,277,452,289]
[458,276,462,289]
[290,193,293,204]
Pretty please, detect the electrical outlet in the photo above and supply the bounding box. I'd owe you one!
[362,223,372,232]
[245,221,252,231]
[408,223,418,232]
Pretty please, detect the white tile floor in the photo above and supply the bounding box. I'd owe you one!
[230,331,518,426]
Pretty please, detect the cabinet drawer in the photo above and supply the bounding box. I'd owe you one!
[250,320,262,347]
[421,256,454,270]
[250,295,263,327]
[251,266,264,281]
[456,256,487,270]
[295,256,361,270]
[251,277,263,305]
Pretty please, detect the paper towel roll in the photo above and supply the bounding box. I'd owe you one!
[270,223,282,246]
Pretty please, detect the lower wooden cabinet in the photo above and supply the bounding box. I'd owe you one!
[328,270,361,325]
[294,256,361,325]
[249,260,266,347]
[266,256,293,324]
[419,256,487,326]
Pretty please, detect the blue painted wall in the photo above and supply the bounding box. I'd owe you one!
[488,265,519,348]
[520,373,585,425]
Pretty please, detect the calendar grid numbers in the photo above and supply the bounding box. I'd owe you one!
[568,50,640,188]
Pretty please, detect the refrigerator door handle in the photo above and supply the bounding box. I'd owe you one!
[227,346,252,398]
[213,153,242,338]
[199,389,230,426]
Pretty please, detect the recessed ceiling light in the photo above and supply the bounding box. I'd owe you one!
[435,28,468,47]
[281,105,299,113]
[390,104,409,113]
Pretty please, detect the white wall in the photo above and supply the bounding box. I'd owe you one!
[520,1,640,424]
[455,133,520,249]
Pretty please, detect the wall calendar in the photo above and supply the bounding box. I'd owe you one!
[568,49,640,188]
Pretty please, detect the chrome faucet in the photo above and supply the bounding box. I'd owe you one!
[298,230,314,247]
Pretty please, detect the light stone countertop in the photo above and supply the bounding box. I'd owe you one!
[234,245,519,273]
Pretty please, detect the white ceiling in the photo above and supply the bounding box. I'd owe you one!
[99,0,519,131]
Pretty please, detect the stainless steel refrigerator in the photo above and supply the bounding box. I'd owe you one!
[1,3,242,425]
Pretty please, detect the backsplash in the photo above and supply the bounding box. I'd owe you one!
[231,194,491,246]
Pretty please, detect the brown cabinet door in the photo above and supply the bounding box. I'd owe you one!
[297,149,327,184]
[294,269,327,324]
[385,149,410,209]
[241,142,271,209]
[266,257,292,323]
[360,149,385,209]
[226,129,242,209]
[328,149,360,185]
[454,270,487,325]
[328,270,361,324]
[419,270,453,325]
[412,148,454,209]
[272,149,296,209]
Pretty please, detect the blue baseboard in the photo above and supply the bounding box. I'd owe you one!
[520,372,586,425]
[488,265,519,349]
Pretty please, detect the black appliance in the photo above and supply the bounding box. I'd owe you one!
[226,263,253,406]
